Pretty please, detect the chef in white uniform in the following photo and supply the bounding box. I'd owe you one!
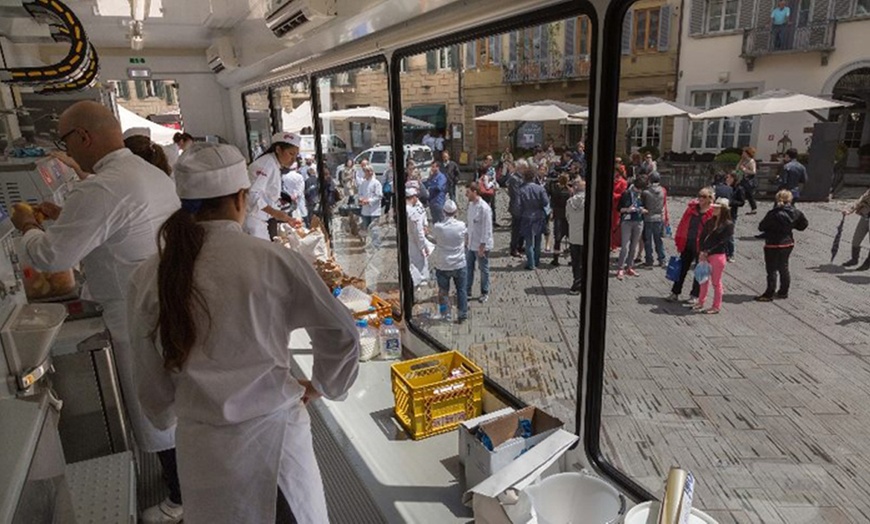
[405,185,432,287]
[11,101,182,522]
[244,131,303,240]
[127,142,360,524]
[281,165,307,220]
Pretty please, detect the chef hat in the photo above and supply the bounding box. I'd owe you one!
[174,142,250,200]
[270,131,302,148]
[715,197,730,208]
[405,187,418,198]
[443,199,457,214]
[123,127,151,140]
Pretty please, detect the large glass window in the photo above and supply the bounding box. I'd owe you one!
[398,16,590,430]
[243,90,272,160]
[313,63,400,312]
[596,4,870,520]
[705,0,739,32]
[628,117,662,148]
[689,89,754,151]
[633,8,660,53]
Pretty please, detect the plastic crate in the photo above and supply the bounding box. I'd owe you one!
[391,351,483,440]
[352,294,392,328]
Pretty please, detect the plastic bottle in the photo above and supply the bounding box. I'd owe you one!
[356,319,379,361]
[333,287,342,298]
[379,318,401,360]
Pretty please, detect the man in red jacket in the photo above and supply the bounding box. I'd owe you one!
[667,187,715,303]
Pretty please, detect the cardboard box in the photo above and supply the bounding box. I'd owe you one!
[459,408,515,467]
[461,406,564,490]
[463,429,579,524]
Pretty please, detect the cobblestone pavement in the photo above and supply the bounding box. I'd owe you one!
[330,189,870,523]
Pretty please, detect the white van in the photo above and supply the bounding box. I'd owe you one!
[354,144,434,182]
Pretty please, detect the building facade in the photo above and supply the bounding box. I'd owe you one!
[674,0,870,164]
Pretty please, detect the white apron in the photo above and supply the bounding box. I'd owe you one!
[177,404,327,524]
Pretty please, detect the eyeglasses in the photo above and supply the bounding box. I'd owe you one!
[54,128,81,152]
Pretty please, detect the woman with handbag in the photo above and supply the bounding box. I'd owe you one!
[667,187,715,304]
[693,198,734,314]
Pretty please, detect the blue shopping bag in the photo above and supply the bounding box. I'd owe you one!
[693,261,712,284]
[665,256,682,282]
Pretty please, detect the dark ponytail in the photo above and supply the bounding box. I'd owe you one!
[156,208,207,371]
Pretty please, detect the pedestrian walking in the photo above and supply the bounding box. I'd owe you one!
[667,187,715,303]
[465,183,493,303]
[431,200,468,323]
[839,186,870,268]
[641,172,669,267]
[737,147,758,214]
[694,198,734,314]
[755,190,809,301]
[616,181,645,279]
[550,174,572,266]
[566,178,586,295]
[516,162,550,270]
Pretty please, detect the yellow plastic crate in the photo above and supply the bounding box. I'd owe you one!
[391,351,483,440]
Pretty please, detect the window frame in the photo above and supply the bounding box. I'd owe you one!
[628,117,662,148]
[688,88,756,151]
[632,7,661,53]
[577,16,593,57]
[704,0,740,33]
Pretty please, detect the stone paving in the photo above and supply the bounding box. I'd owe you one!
[330,188,870,523]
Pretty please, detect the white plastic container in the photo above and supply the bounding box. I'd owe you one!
[379,317,400,360]
[356,319,379,361]
[525,471,626,524]
[623,501,718,524]
[1,303,68,375]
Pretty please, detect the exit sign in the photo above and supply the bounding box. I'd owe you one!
[129,57,146,64]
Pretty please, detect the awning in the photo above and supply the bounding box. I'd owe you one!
[404,104,446,131]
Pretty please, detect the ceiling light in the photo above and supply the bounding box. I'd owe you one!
[130,20,144,50]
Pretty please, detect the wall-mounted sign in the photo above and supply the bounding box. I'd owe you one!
[127,67,151,79]
[129,58,147,64]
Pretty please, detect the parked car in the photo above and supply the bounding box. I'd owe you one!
[354,144,433,183]
[300,134,351,170]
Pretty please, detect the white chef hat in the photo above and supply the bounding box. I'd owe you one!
[405,187,418,198]
[443,199,457,214]
[123,127,151,140]
[174,142,250,200]
[270,131,302,148]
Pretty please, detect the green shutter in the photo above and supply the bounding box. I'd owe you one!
[134,80,146,99]
[450,45,459,71]
[426,50,436,73]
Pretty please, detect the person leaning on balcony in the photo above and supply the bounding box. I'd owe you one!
[770,0,791,50]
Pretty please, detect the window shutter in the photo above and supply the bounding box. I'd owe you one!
[833,0,852,18]
[426,50,436,73]
[533,26,542,60]
[658,5,671,51]
[450,45,459,71]
[466,42,476,69]
[541,24,550,59]
[118,81,130,99]
[165,86,175,105]
[509,31,518,62]
[738,0,755,29]
[154,81,166,98]
[621,10,633,54]
[689,0,706,35]
[565,18,576,57]
[490,35,501,64]
[134,80,146,99]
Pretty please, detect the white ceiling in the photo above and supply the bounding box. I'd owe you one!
[67,0,266,50]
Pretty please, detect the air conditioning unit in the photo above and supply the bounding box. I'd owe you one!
[265,0,337,39]
[206,37,238,74]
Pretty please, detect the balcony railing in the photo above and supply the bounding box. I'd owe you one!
[502,55,592,84]
[741,20,837,69]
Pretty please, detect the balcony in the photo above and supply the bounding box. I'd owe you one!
[741,20,837,70]
[502,55,592,85]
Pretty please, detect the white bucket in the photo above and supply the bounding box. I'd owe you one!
[525,472,626,524]
[623,501,718,524]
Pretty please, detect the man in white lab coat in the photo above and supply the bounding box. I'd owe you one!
[465,182,493,303]
[128,143,359,524]
[11,101,182,522]
[358,165,382,234]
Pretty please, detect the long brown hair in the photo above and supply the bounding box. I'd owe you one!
[156,197,229,370]
[125,135,172,176]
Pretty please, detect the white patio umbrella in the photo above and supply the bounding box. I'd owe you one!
[281,101,312,132]
[117,104,177,145]
[572,97,701,119]
[318,105,433,127]
[691,89,849,119]
[475,100,587,122]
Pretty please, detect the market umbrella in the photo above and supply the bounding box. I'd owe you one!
[691,89,849,120]
[281,101,313,132]
[831,215,846,263]
[474,100,587,122]
[319,106,433,128]
[571,96,701,119]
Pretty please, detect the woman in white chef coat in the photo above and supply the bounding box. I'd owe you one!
[128,143,360,524]
[244,131,304,240]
